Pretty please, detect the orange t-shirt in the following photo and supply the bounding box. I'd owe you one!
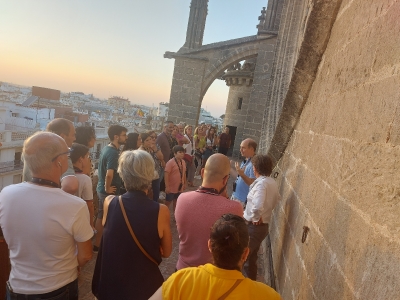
[165,158,186,193]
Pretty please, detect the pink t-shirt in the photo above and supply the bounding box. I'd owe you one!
[165,158,186,193]
[175,191,243,270]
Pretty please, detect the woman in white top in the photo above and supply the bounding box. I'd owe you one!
[71,143,95,229]
[183,125,196,186]
[243,154,281,280]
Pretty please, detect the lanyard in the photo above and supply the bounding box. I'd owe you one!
[195,186,219,196]
[174,158,183,183]
[31,177,60,188]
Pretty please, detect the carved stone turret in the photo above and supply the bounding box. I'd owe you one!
[222,59,256,87]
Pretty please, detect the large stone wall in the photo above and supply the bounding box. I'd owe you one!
[268,0,400,299]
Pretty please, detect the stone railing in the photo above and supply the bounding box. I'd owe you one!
[0,160,23,174]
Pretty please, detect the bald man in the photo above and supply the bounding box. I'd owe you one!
[231,138,257,208]
[0,132,93,299]
[174,153,243,270]
[22,118,79,194]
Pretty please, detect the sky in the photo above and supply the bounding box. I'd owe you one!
[0,0,266,118]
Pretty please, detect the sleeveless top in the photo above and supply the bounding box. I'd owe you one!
[92,191,163,300]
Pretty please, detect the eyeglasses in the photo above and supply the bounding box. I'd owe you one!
[151,135,156,139]
[51,148,73,162]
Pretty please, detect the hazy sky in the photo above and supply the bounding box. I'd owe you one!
[0,0,265,117]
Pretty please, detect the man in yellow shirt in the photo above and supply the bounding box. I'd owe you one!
[149,214,281,300]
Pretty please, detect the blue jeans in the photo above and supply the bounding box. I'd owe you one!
[6,279,78,300]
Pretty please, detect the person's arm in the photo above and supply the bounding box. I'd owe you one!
[104,169,116,194]
[102,195,114,227]
[249,181,267,223]
[164,171,170,194]
[86,201,95,228]
[149,287,163,300]
[76,240,93,267]
[155,149,165,168]
[158,204,172,257]
[235,162,255,186]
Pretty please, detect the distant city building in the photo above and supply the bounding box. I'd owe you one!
[108,96,130,110]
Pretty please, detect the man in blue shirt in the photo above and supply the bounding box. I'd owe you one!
[231,138,257,208]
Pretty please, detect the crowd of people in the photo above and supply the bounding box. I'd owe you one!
[0,117,282,300]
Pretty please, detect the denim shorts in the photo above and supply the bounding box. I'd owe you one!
[165,192,181,201]
[97,192,108,219]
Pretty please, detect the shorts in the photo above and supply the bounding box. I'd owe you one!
[97,192,108,219]
[165,192,181,201]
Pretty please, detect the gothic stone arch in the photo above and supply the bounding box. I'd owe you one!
[165,35,276,125]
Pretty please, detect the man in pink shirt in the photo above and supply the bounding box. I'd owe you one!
[175,153,243,270]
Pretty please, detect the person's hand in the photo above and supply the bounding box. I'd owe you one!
[235,162,245,177]
[105,185,116,194]
[253,217,263,225]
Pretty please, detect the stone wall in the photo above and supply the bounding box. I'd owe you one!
[223,84,252,156]
[268,0,400,299]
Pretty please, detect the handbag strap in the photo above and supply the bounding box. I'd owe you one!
[118,196,158,265]
[217,279,243,300]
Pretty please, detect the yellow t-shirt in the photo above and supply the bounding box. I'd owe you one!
[162,264,281,300]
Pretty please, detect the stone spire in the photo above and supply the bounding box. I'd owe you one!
[257,0,281,34]
[182,0,208,50]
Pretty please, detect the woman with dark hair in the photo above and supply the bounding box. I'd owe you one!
[149,214,281,299]
[70,143,94,229]
[202,126,216,167]
[139,132,162,202]
[122,132,141,152]
[92,150,172,300]
[243,154,281,280]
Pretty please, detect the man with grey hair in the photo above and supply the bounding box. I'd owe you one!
[0,132,93,299]
[22,118,78,194]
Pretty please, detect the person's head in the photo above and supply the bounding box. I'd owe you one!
[201,153,230,194]
[239,138,257,158]
[171,125,179,138]
[208,127,215,138]
[118,150,154,192]
[75,125,96,148]
[177,123,185,135]
[163,121,174,135]
[108,125,127,145]
[224,127,229,134]
[252,154,273,177]
[172,145,185,160]
[46,118,75,147]
[184,125,193,136]
[140,132,153,149]
[23,131,69,181]
[147,131,157,147]
[123,133,141,151]
[209,214,249,271]
[70,143,91,174]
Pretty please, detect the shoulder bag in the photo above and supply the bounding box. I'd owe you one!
[118,196,158,265]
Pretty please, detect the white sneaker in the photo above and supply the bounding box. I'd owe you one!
[159,192,166,200]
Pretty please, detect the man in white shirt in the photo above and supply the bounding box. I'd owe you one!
[243,154,281,280]
[0,132,93,299]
